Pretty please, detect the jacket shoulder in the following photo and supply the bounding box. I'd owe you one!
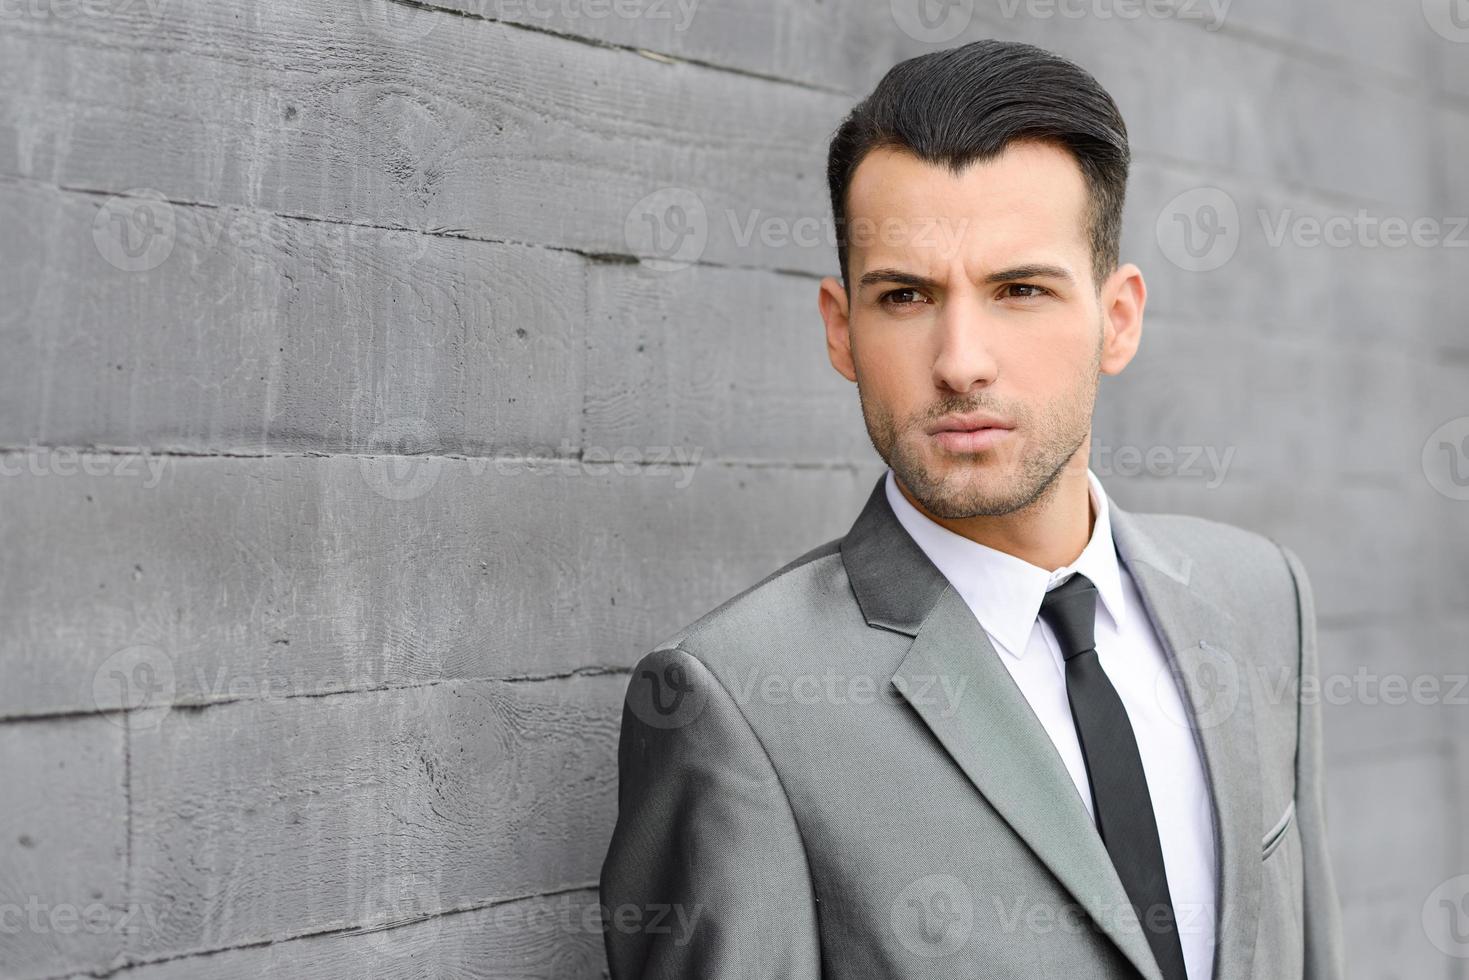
[1130,509,1287,564]
[646,535,850,665]
[1121,507,1305,643]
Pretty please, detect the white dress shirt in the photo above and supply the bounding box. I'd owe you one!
[883,466,1218,980]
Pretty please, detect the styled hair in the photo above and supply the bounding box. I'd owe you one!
[825,39,1131,293]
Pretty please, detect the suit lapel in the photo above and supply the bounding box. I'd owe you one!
[890,589,1166,980]
[1109,504,1262,980]
[841,473,1261,980]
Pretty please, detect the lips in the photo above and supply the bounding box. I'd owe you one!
[926,412,1016,453]
[926,412,1015,435]
[930,426,1013,452]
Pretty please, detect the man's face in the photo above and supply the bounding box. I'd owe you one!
[819,140,1141,520]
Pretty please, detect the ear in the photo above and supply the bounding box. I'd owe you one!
[1098,262,1146,376]
[819,275,857,382]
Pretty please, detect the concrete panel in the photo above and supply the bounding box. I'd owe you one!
[0,178,584,454]
[0,717,128,980]
[77,888,607,979]
[127,675,622,959]
[0,1,848,275]
[0,453,882,719]
[585,258,872,463]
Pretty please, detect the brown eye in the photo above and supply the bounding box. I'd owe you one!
[1003,283,1051,300]
[880,288,927,307]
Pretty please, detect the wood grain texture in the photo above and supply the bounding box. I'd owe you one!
[0,0,849,275]
[1117,160,1447,355]
[0,716,128,979]
[0,452,883,720]
[127,674,623,960]
[62,888,609,979]
[584,257,870,463]
[413,0,889,94]
[0,178,584,454]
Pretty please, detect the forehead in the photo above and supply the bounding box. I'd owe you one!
[843,141,1090,275]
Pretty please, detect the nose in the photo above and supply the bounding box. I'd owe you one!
[930,291,998,395]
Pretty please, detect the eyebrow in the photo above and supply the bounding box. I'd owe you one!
[855,264,1077,293]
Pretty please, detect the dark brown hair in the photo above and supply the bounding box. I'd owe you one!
[826,39,1131,293]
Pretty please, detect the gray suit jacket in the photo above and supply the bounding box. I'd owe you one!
[600,473,1346,979]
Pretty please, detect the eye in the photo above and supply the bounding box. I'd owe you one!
[878,288,930,309]
[1001,283,1052,300]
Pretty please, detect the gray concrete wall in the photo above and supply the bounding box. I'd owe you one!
[0,0,1463,977]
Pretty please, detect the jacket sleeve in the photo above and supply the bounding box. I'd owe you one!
[599,643,821,979]
[1278,544,1347,979]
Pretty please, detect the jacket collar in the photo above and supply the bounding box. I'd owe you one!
[839,470,1261,980]
[881,466,1130,659]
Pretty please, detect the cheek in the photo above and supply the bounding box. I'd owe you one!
[856,331,927,389]
[1004,330,1092,384]
[1000,347,1050,387]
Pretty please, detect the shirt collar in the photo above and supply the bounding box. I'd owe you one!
[882,466,1127,659]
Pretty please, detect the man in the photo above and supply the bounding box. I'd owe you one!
[600,39,1345,980]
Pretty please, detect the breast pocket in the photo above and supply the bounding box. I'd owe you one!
[1255,797,1304,976]
[1261,799,1296,861]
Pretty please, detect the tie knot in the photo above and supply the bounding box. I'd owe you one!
[1038,572,1098,661]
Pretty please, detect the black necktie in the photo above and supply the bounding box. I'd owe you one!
[1038,572,1189,980]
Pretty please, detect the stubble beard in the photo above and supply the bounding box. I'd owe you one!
[856,333,1102,520]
